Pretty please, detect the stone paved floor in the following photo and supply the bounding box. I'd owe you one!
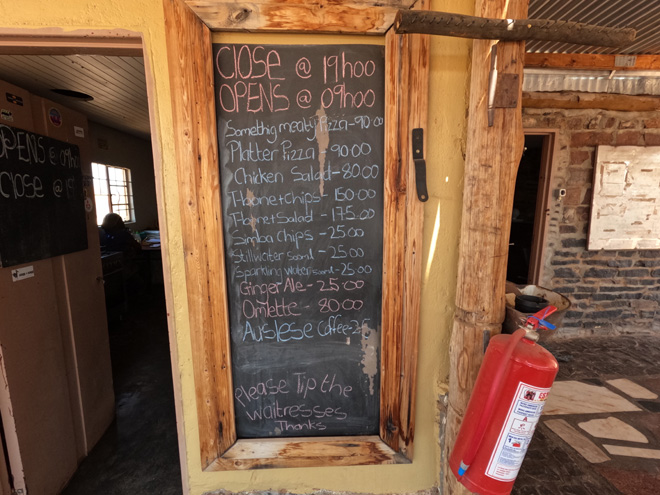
[513,335,660,495]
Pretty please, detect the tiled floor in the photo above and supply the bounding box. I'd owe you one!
[513,335,660,495]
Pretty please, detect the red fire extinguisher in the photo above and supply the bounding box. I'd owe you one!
[449,306,559,495]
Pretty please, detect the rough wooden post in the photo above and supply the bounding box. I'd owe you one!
[443,0,528,492]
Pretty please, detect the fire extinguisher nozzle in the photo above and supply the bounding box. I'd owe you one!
[458,461,469,476]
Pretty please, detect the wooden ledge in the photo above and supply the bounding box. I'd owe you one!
[0,35,143,56]
[184,0,417,34]
[205,435,409,471]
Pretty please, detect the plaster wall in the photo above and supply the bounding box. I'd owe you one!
[0,0,471,493]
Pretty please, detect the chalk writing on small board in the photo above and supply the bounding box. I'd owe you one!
[214,44,385,438]
[0,124,87,267]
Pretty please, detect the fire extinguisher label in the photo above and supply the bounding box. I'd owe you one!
[485,381,550,482]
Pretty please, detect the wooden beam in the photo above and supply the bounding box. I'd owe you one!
[184,0,415,34]
[525,53,660,71]
[523,91,660,112]
[395,10,635,48]
[380,0,429,460]
[206,435,404,471]
[0,35,143,56]
[163,0,236,469]
[443,0,527,493]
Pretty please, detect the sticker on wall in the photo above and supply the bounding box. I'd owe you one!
[6,92,23,106]
[84,196,94,213]
[1,109,13,122]
[74,126,85,138]
[48,107,63,127]
[12,266,34,282]
[82,175,94,187]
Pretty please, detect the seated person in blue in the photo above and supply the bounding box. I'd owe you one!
[101,213,141,255]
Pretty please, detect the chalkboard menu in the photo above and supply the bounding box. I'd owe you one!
[214,44,385,438]
[0,124,87,267]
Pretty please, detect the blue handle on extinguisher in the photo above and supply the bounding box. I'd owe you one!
[526,315,556,330]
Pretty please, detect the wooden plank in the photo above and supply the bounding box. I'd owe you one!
[399,0,429,460]
[183,0,414,34]
[0,35,143,56]
[523,91,660,112]
[395,11,635,48]
[379,0,429,461]
[443,0,528,492]
[380,25,408,456]
[163,0,236,469]
[206,436,403,470]
[525,53,660,71]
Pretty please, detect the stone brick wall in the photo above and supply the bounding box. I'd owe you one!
[522,106,660,337]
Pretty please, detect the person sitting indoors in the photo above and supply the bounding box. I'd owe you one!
[101,213,141,256]
[101,213,145,298]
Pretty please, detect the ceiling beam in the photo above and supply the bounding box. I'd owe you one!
[0,35,143,56]
[184,0,416,34]
[525,53,660,71]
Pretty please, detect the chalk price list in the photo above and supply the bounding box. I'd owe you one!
[224,115,383,345]
[216,44,384,436]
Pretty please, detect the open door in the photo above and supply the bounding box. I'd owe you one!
[507,132,556,285]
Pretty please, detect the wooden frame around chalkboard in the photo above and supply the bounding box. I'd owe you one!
[164,0,429,470]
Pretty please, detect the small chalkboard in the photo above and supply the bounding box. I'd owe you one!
[0,124,87,267]
[214,44,385,438]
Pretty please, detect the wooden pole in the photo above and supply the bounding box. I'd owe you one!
[523,91,660,112]
[443,0,527,493]
[395,10,635,48]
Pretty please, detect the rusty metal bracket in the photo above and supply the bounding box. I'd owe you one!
[494,73,520,108]
[487,44,520,126]
[412,128,428,202]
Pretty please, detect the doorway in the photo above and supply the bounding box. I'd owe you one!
[0,36,182,495]
[507,132,555,285]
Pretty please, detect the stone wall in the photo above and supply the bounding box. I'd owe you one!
[522,106,660,337]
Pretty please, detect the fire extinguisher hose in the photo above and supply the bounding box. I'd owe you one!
[457,327,527,477]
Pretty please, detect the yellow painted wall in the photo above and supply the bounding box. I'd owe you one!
[0,0,471,493]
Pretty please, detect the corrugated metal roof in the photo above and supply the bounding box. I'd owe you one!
[528,0,660,54]
[524,68,660,95]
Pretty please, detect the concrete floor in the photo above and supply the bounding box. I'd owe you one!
[513,335,660,495]
[61,287,183,495]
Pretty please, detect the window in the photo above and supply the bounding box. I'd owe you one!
[91,162,135,225]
